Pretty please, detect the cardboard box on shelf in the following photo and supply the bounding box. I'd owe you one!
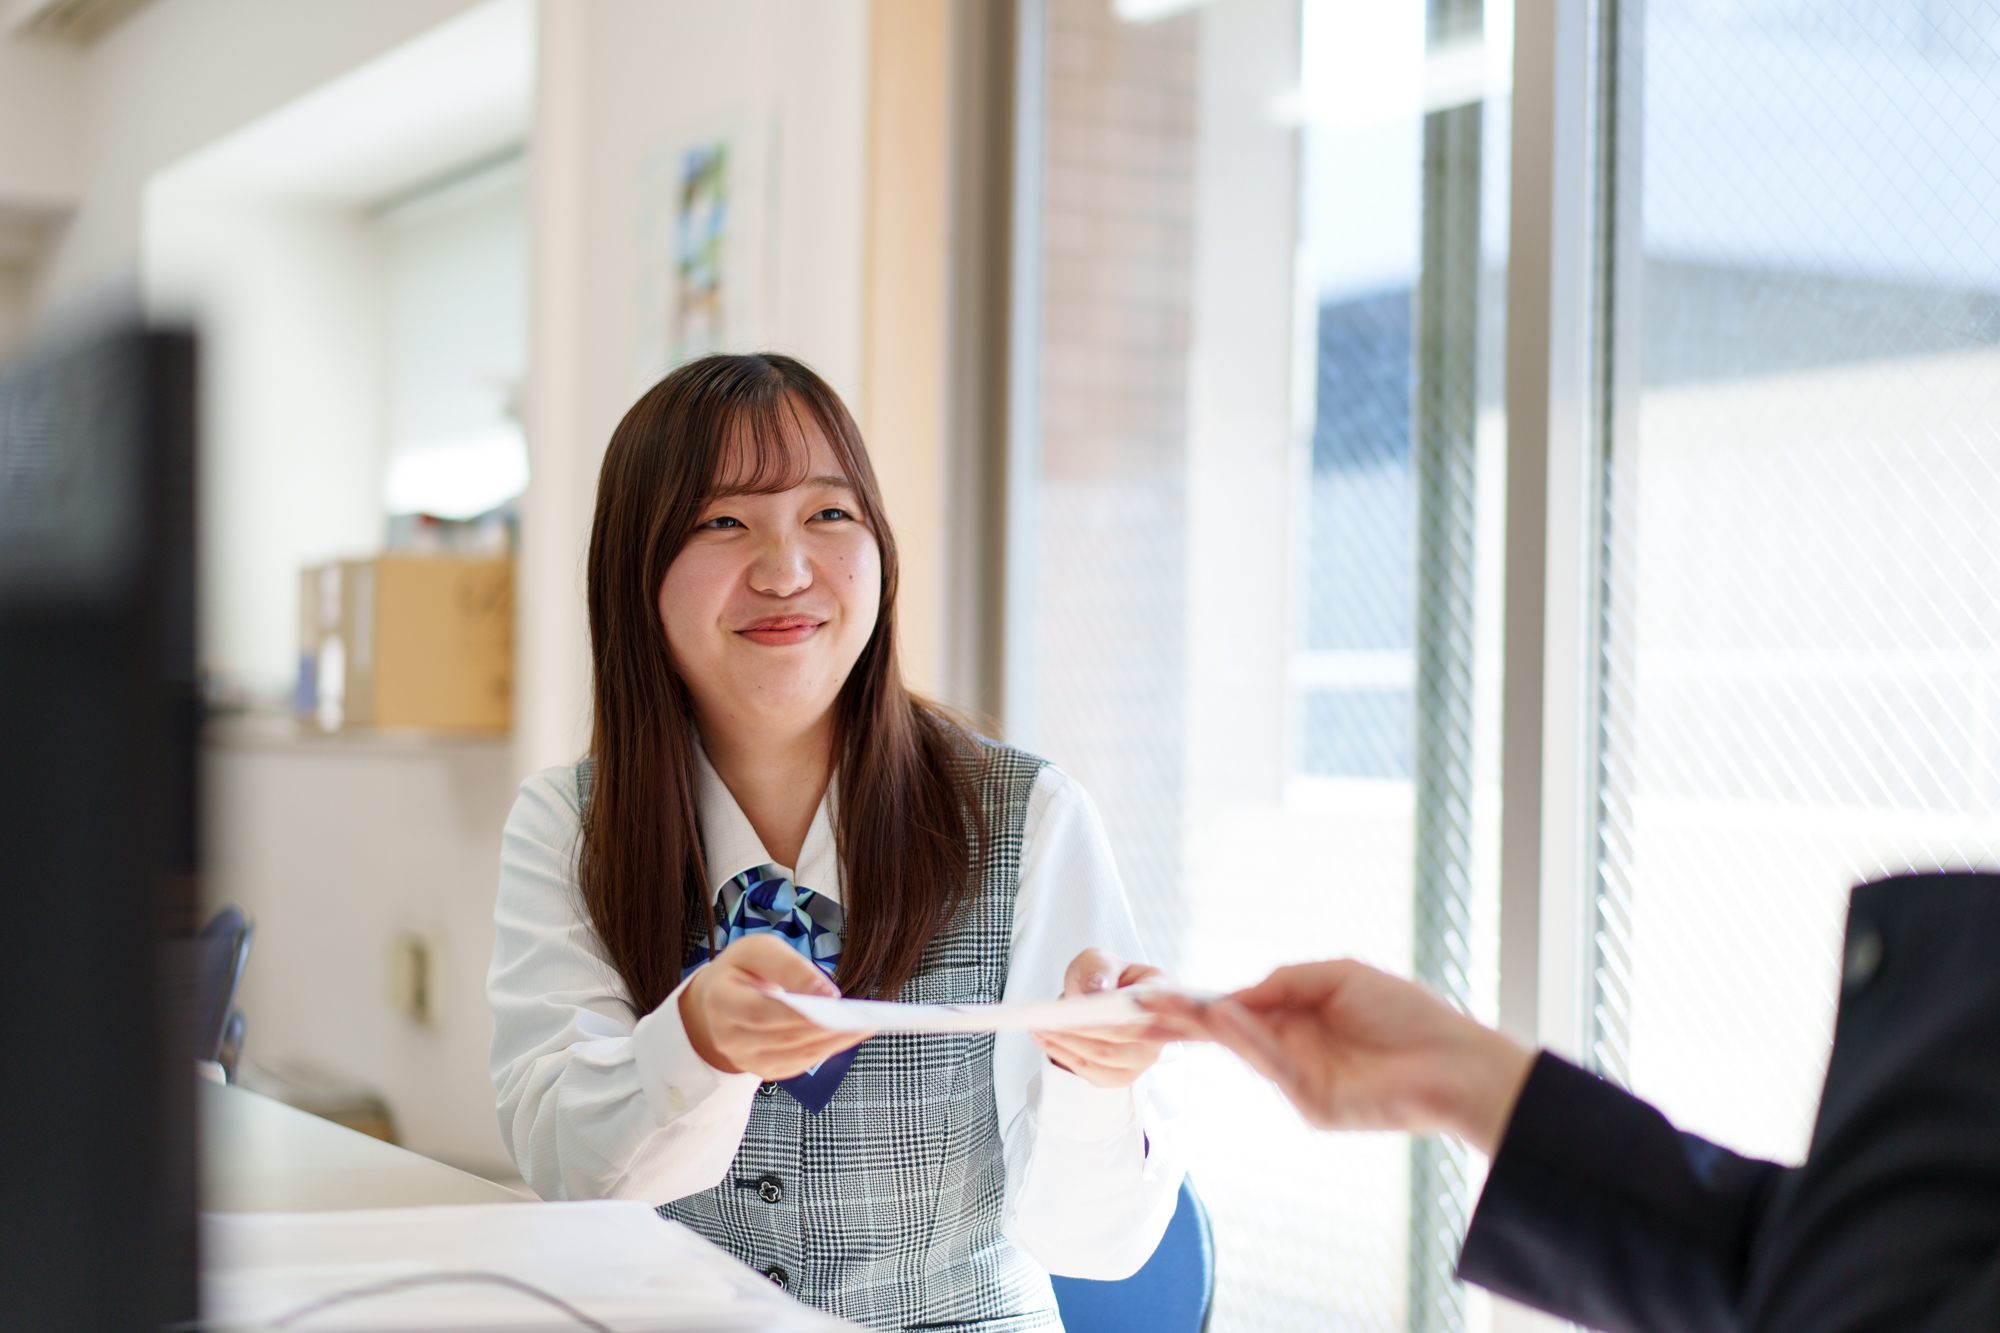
[298,557,512,733]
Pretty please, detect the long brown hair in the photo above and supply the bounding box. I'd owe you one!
[579,353,984,1014]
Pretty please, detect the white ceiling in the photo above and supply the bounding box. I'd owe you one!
[2,0,154,44]
[150,0,533,207]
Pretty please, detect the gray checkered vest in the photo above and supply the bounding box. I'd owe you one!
[640,742,1061,1333]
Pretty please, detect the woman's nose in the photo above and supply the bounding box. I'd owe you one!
[748,533,812,597]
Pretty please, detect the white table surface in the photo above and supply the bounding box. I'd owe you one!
[202,1079,859,1329]
[202,1078,529,1212]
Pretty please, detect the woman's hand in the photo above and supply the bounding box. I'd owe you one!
[679,935,872,1079]
[1030,948,1170,1090]
[1141,960,1533,1155]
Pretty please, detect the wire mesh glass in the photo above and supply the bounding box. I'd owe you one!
[1589,0,2000,1162]
[1024,2,1507,1328]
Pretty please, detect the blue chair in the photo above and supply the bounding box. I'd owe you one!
[195,905,253,1083]
[1051,1176,1215,1333]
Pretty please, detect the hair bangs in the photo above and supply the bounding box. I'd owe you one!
[706,390,822,499]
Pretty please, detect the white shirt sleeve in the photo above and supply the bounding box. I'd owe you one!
[996,765,1186,1280]
[487,767,760,1204]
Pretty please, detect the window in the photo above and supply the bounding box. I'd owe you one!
[1011,0,1997,1323]
[1584,0,2000,1161]
[378,155,530,531]
[1014,1,1509,1327]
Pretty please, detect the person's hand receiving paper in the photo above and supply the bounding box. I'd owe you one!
[679,935,874,1079]
[1141,960,1533,1154]
[1030,947,1169,1089]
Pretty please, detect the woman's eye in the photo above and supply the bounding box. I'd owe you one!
[700,516,743,530]
[812,507,852,523]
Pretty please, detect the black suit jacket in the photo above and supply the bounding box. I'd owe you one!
[1456,871,2000,1332]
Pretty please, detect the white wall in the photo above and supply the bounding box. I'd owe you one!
[208,725,519,1177]
[0,216,54,359]
[0,256,28,358]
[140,0,533,696]
[23,0,489,323]
[0,31,82,358]
[7,0,519,689]
[145,192,387,694]
[519,0,873,775]
[0,35,82,210]
[121,0,537,1177]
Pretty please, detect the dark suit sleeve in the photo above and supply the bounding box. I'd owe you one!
[1455,1053,1786,1333]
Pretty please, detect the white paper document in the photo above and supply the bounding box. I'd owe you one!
[205,1200,859,1331]
[774,986,1167,1033]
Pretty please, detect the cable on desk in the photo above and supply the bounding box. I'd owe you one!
[267,1270,616,1331]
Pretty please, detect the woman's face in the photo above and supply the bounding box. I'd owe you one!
[658,410,882,745]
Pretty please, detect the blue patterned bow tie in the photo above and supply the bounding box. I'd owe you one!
[686,865,857,1113]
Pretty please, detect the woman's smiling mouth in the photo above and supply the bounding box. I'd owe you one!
[737,614,826,646]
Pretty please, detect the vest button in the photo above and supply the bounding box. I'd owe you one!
[764,1264,788,1289]
[757,1173,784,1204]
[759,1081,782,1097]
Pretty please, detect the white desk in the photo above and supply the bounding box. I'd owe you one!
[202,1078,528,1211]
[202,1079,858,1330]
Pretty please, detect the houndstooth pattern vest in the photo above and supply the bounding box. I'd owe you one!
[587,742,1061,1333]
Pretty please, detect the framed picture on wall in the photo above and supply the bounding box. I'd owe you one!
[632,118,775,391]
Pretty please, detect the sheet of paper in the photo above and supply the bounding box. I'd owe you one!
[774,986,1167,1033]
[205,1200,859,1331]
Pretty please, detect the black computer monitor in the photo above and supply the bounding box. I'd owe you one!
[0,328,200,1330]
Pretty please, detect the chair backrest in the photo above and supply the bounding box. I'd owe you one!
[194,906,252,1065]
[1050,1175,1215,1333]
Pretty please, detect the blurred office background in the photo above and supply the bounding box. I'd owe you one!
[1,0,1995,1330]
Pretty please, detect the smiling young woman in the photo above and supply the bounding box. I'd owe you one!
[579,355,970,1020]
[486,354,1184,1332]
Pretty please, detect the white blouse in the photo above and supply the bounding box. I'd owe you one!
[486,749,1184,1280]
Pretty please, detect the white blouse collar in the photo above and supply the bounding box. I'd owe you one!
[692,743,844,904]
